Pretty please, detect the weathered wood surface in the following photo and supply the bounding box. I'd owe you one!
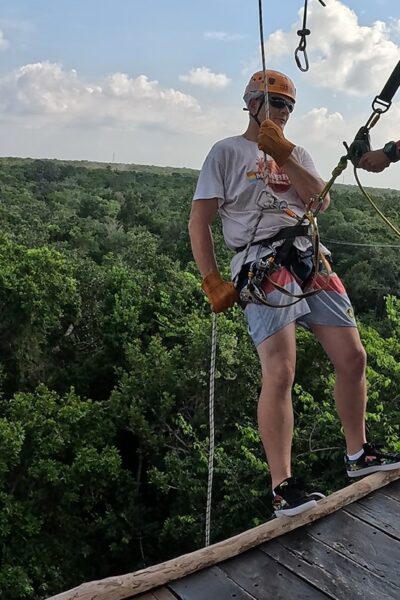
[262,526,400,599]
[169,566,257,600]
[381,478,400,502]
[344,491,400,540]
[47,470,400,600]
[136,589,177,600]
[150,589,178,600]
[300,510,400,587]
[220,548,329,599]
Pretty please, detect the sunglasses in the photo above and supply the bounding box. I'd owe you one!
[268,96,295,113]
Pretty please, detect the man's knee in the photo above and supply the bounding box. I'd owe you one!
[262,358,295,390]
[337,344,367,377]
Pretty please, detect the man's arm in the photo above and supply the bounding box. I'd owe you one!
[257,119,330,212]
[188,198,238,313]
[188,198,219,277]
[282,154,330,212]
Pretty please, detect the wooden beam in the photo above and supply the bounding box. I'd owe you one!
[47,470,400,600]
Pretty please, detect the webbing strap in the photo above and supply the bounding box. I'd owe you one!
[372,60,400,113]
[377,60,400,105]
[235,224,310,254]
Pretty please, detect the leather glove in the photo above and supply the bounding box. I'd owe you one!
[257,119,295,167]
[201,272,239,313]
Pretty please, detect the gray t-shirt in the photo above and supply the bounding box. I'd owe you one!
[193,135,328,279]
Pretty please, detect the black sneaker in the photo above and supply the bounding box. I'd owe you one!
[345,442,400,478]
[272,477,325,518]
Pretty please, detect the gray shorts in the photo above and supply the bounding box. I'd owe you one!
[243,267,357,347]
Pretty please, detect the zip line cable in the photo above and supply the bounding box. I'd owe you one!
[324,240,400,248]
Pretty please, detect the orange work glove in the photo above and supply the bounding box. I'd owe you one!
[201,272,239,313]
[257,119,295,167]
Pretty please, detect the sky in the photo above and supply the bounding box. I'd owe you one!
[0,0,399,189]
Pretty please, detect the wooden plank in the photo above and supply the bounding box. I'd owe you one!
[152,589,178,600]
[382,479,400,502]
[298,511,400,588]
[261,529,400,599]
[132,588,177,600]
[169,566,256,600]
[220,548,329,599]
[46,470,400,600]
[344,492,400,540]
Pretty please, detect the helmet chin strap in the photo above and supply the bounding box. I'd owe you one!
[243,98,265,127]
[252,102,264,126]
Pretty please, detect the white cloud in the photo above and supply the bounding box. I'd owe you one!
[0,62,98,116]
[388,18,400,33]
[266,0,400,97]
[204,30,246,42]
[0,62,211,134]
[179,67,231,89]
[288,106,348,171]
[0,30,9,50]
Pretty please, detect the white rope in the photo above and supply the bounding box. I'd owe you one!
[205,312,217,547]
[204,0,268,547]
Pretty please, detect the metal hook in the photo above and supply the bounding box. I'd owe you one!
[294,0,326,71]
[295,44,310,72]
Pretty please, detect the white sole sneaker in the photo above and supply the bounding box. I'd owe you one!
[274,498,317,518]
[347,461,400,478]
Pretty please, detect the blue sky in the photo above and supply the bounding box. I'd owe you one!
[0,0,399,189]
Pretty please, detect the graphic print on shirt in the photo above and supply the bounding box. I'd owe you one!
[255,154,292,193]
[247,153,292,213]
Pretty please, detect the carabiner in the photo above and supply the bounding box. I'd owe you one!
[295,46,309,72]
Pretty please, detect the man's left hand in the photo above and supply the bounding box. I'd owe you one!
[258,119,295,167]
[358,150,390,173]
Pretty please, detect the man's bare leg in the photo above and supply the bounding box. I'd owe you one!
[256,322,297,489]
[311,325,367,454]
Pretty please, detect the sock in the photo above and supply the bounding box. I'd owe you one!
[347,448,364,461]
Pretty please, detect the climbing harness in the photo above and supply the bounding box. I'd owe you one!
[295,0,327,72]
[236,207,332,309]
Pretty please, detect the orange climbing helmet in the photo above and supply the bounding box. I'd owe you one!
[244,70,296,103]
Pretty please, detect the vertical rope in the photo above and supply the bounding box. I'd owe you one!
[205,312,217,547]
[204,0,268,547]
[258,0,270,120]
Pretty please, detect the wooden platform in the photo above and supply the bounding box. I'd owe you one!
[148,479,400,600]
[48,471,400,600]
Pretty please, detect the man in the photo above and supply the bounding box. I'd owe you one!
[358,140,400,172]
[189,70,400,517]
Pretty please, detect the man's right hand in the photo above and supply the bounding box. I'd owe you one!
[257,119,295,166]
[201,272,239,313]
